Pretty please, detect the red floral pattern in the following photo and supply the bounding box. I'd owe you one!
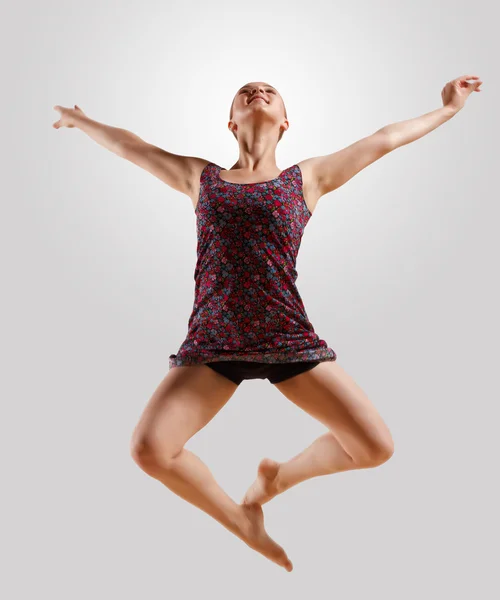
[169,163,337,369]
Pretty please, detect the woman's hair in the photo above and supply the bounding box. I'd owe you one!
[229,94,288,143]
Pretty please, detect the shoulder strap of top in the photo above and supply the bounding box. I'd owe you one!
[199,162,219,186]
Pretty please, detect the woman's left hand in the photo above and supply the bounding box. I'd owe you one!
[441,74,483,113]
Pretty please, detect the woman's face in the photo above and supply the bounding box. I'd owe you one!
[230,82,287,135]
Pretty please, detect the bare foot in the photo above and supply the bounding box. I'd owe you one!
[240,502,293,572]
[242,458,282,506]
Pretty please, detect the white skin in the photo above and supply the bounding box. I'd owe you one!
[53,75,482,572]
[126,85,396,573]
[224,81,289,178]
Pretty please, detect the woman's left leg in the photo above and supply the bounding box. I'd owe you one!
[242,360,394,506]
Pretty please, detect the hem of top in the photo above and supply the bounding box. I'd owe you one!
[168,352,337,370]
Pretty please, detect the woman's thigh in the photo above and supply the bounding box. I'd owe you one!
[131,364,239,461]
[272,360,394,464]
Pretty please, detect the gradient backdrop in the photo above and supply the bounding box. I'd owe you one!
[2,0,498,598]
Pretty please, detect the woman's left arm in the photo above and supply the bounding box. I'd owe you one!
[310,74,483,198]
[383,74,483,150]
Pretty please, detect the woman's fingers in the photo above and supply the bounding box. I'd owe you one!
[53,105,72,128]
[457,75,479,81]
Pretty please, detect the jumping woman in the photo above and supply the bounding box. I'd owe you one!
[53,74,482,572]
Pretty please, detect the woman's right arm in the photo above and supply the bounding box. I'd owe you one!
[53,105,196,196]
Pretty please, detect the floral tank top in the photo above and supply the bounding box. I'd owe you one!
[168,162,337,369]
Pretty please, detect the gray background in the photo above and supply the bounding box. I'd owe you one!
[2,0,498,598]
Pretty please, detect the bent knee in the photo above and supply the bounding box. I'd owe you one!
[354,438,395,468]
[130,435,179,472]
[371,441,394,466]
[130,437,157,471]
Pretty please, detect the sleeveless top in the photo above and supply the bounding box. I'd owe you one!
[168,162,337,369]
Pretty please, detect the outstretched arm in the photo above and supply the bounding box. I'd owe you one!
[306,74,483,198]
[52,105,195,195]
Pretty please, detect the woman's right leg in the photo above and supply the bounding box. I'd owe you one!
[130,364,293,571]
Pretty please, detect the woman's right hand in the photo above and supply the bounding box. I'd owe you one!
[52,104,87,129]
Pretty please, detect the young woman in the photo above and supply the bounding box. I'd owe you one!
[53,74,482,572]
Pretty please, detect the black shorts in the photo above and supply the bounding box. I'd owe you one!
[204,360,321,385]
